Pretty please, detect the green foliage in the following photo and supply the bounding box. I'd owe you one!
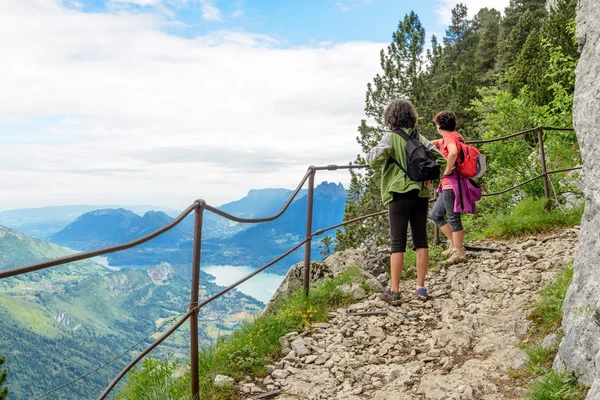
[344,0,582,251]
[479,199,583,239]
[530,265,574,333]
[319,236,334,256]
[118,267,369,400]
[0,356,7,400]
[524,369,587,400]
[524,342,558,375]
[117,358,188,400]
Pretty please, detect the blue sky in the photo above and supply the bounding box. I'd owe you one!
[74,0,451,45]
[0,0,509,209]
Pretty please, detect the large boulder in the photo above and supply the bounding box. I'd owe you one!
[554,1,600,396]
[264,248,384,313]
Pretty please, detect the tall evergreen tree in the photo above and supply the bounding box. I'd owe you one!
[335,12,427,251]
[473,8,502,82]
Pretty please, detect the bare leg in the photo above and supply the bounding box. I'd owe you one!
[390,252,404,292]
[452,229,465,249]
[439,223,453,242]
[416,248,429,288]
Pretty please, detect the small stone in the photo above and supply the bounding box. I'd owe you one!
[305,355,318,364]
[541,333,558,350]
[428,349,441,357]
[271,369,290,379]
[263,376,274,385]
[368,326,385,339]
[214,375,234,386]
[291,338,311,357]
[279,336,290,348]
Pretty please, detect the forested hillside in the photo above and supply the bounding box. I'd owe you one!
[0,226,263,399]
[336,0,582,250]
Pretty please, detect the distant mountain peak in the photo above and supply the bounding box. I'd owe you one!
[315,181,346,198]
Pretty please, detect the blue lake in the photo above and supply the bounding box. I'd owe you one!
[202,265,284,304]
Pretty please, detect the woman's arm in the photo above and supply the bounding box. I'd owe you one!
[366,133,393,169]
[444,141,458,175]
[431,139,442,148]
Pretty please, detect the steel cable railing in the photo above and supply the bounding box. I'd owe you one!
[0,126,582,399]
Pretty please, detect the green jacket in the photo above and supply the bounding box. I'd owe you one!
[366,128,447,206]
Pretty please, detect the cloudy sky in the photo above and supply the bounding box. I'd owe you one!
[0,0,510,211]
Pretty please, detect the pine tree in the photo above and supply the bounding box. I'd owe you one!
[0,356,7,400]
[336,12,427,251]
[318,236,334,256]
[473,8,502,82]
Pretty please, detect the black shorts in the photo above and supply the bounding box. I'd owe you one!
[388,190,429,253]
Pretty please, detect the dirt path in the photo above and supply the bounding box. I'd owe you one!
[239,228,579,399]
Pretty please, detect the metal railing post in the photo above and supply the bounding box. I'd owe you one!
[303,167,316,297]
[537,127,551,211]
[190,201,205,400]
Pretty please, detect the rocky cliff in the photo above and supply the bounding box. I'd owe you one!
[554,1,600,397]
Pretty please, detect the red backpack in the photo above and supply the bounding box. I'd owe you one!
[455,137,486,178]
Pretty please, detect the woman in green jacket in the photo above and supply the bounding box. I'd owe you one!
[366,100,446,303]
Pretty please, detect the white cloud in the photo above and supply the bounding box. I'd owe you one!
[435,0,511,25]
[0,0,384,210]
[110,0,164,6]
[231,9,243,18]
[199,0,222,21]
[334,0,373,12]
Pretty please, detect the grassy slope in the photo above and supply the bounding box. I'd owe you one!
[0,225,264,400]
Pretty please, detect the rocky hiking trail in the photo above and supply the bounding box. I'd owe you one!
[237,228,579,399]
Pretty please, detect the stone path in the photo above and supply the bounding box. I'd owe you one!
[238,228,579,399]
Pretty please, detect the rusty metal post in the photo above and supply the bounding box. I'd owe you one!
[303,167,316,297]
[537,127,551,211]
[190,201,205,400]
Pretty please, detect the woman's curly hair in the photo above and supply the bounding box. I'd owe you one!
[383,99,418,130]
[433,111,457,131]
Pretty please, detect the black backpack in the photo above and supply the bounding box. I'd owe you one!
[388,129,441,182]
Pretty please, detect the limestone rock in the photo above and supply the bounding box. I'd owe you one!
[341,283,368,300]
[265,248,364,313]
[554,2,600,395]
[214,375,234,386]
[271,369,290,379]
[290,338,311,357]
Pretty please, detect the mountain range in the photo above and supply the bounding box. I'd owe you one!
[48,182,343,274]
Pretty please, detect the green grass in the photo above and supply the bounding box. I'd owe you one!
[507,264,589,399]
[481,199,583,239]
[117,267,370,400]
[524,370,587,400]
[523,342,558,375]
[529,266,574,334]
[462,199,583,241]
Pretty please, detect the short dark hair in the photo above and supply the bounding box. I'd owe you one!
[433,111,457,131]
[383,99,418,130]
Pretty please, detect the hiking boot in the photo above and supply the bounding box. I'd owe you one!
[441,241,454,257]
[380,289,401,305]
[440,248,467,266]
[415,287,428,300]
